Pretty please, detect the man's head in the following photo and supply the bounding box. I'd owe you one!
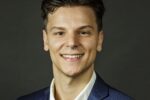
[41,0,105,31]
[41,0,105,77]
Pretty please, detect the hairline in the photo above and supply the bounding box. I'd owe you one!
[43,5,102,32]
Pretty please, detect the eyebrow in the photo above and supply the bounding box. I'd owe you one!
[49,25,94,31]
[78,25,94,30]
[50,27,65,31]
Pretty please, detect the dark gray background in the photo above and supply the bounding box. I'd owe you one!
[0,0,149,100]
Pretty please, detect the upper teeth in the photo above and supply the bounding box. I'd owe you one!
[62,54,83,58]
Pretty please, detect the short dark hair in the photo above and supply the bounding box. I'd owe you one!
[41,0,105,31]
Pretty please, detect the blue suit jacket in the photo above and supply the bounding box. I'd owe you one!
[18,74,133,100]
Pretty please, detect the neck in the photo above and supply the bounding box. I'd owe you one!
[53,66,94,100]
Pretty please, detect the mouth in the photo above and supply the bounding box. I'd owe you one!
[60,54,84,62]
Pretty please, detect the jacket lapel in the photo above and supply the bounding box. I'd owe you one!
[88,73,109,100]
[42,87,50,100]
[49,74,109,100]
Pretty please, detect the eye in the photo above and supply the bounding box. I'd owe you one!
[79,31,91,36]
[54,32,64,36]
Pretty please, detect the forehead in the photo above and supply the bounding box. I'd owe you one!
[46,6,97,29]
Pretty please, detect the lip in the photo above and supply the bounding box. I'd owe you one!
[60,54,84,62]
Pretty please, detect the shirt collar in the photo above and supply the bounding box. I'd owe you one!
[50,71,96,100]
[50,79,55,100]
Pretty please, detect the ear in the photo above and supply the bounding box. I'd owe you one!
[43,30,49,51]
[97,30,104,52]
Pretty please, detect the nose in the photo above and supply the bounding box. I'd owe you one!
[66,33,79,49]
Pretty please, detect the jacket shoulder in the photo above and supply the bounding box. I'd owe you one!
[17,87,50,100]
[89,73,134,100]
[105,87,134,100]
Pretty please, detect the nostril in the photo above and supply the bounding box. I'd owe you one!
[67,45,78,50]
[70,45,78,50]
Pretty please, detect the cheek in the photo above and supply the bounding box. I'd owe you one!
[82,37,98,61]
[82,38,98,51]
[48,37,63,51]
[48,38,63,62]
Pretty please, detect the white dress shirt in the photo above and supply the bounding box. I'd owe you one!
[50,71,96,100]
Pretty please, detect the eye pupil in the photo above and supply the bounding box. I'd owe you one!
[57,32,64,35]
[80,31,90,36]
[59,32,62,35]
[80,32,87,34]
[82,32,86,34]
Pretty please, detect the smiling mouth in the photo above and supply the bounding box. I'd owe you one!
[60,54,84,62]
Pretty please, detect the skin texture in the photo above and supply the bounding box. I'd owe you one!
[43,6,103,100]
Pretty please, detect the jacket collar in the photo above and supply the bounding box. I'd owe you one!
[48,73,109,100]
[88,73,109,100]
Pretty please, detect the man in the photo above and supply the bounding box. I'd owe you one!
[18,0,133,100]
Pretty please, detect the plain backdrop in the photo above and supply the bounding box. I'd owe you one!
[0,0,150,100]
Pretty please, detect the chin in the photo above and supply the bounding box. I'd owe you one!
[63,70,82,77]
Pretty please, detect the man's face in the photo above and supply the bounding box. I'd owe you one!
[43,6,103,77]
